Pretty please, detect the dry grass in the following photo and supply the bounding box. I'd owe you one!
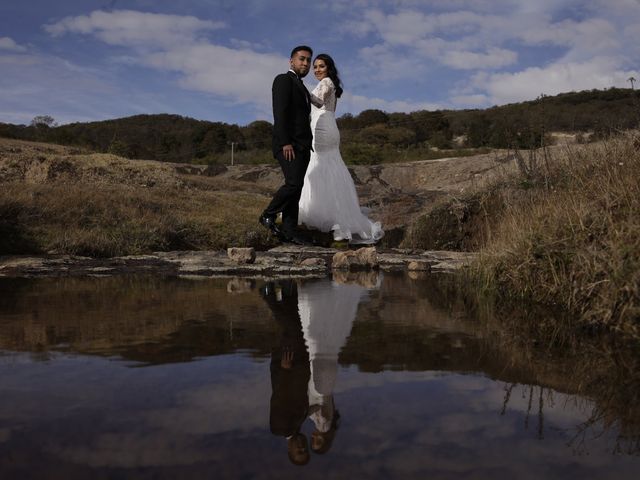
[0,182,274,256]
[469,131,640,336]
[0,140,276,256]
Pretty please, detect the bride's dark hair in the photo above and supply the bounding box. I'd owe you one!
[315,53,343,98]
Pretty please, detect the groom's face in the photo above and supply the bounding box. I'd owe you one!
[290,50,312,78]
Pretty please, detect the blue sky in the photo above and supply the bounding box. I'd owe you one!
[1,0,639,126]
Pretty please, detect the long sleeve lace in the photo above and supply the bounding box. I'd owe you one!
[309,77,336,112]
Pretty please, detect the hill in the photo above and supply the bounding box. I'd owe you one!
[0,136,517,255]
[0,87,637,165]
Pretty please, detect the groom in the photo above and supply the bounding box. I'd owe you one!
[259,45,313,245]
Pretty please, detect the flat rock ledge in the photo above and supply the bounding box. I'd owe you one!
[0,247,476,279]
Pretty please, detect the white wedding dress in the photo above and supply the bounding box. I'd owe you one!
[298,77,384,244]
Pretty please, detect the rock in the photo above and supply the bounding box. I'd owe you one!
[227,278,254,294]
[332,269,380,288]
[0,247,475,278]
[407,271,429,280]
[227,247,256,264]
[407,260,431,272]
[300,257,326,267]
[332,247,378,271]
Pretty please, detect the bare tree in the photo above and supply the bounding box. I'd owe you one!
[629,77,636,90]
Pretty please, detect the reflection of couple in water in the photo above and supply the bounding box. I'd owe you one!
[261,275,375,465]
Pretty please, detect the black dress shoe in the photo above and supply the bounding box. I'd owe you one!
[259,214,283,238]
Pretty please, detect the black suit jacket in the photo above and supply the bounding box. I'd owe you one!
[271,71,312,157]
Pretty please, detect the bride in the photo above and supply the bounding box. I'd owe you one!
[298,54,384,245]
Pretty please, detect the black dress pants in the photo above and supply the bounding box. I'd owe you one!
[263,148,311,236]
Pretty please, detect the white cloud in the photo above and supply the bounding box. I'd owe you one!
[367,10,436,45]
[451,93,488,105]
[44,9,225,48]
[443,47,517,70]
[44,10,285,111]
[0,37,27,52]
[229,38,267,51]
[347,9,504,47]
[145,44,284,104]
[474,57,638,105]
[336,2,640,110]
[358,43,432,82]
[7,1,640,123]
[0,50,179,125]
[347,8,520,75]
[519,18,619,61]
[341,93,443,115]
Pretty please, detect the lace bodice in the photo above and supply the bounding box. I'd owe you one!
[310,77,336,112]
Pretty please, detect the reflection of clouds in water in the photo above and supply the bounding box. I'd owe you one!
[0,354,272,468]
[48,433,213,468]
[1,357,637,477]
[333,369,443,394]
[328,374,637,479]
[143,365,269,436]
[2,278,638,478]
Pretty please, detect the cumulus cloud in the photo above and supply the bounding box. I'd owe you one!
[473,57,639,105]
[519,18,619,61]
[44,9,225,48]
[345,8,520,75]
[10,1,640,123]
[0,36,27,52]
[335,1,640,109]
[44,10,285,111]
[451,93,488,105]
[0,49,186,125]
[145,44,284,104]
[443,47,517,69]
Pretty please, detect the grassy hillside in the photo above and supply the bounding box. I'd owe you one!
[1,87,637,165]
[406,131,640,337]
[0,139,276,256]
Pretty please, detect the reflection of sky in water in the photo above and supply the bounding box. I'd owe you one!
[1,353,639,479]
[0,275,639,478]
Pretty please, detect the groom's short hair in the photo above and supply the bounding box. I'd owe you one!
[290,45,313,58]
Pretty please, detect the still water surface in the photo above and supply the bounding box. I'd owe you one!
[0,273,639,479]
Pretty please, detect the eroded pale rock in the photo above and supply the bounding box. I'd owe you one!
[227,247,255,264]
[300,257,326,267]
[332,247,378,271]
[407,260,431,272]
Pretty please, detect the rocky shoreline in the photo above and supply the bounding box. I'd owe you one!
[0,246,475,279]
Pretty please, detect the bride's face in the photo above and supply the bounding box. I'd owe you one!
[313,60,328,80]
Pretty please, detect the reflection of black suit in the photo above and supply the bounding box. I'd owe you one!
[261,280,310,437]
[264,71,313,236]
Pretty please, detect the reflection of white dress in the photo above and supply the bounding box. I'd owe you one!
[298,279,367,431]
[299,77,384,244]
